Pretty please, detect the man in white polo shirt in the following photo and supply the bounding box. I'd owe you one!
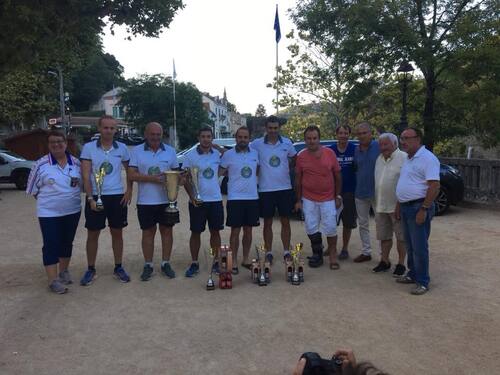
[183,126,224,277]
[80,115,133,286]
[219,126,259,274]
[373,133,407,276]
[251,115,297,264]
[128,122,179,281]
[396,127,440,295]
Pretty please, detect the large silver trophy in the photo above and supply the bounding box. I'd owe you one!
[189,166,203,205]
[204,247,216,291]
[93,166,106,211]
[252,245,270,286]
[163,170,181,224]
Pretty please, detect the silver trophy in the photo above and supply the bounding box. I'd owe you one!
[204,247,216,291]
[291,243,304,286]
[93,166,106,211]
[189,166,203,205]
[256,245,267,286]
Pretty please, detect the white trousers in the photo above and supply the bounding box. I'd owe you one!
[302,198,337,237]
[355,197,375,255]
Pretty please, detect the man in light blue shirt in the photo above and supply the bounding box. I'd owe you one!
[80,115,133,286]
[183,126,224,278]
[219,126,259,274]
[251,115,296,264]
[128,122,179,281]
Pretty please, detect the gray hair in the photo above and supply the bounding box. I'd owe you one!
[379,132,398,148]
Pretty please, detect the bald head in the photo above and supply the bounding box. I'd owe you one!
[145,122,163,135]
[144,122,163,150]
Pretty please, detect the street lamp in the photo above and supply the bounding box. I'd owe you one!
[396,60,414,133]
[48,66,66,132]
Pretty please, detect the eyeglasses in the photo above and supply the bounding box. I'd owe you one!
[400,136,418,141]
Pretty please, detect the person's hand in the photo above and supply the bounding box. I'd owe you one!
[121,189,132,206]
[190,197,201,207]
[294,201,303,213]
[89,199,99,212]
[416,208,426,225]
[395,203,401,220]
[292,358,306,375]
[153,174,165,184]
[335,196,342,209]
[334,348,357,370]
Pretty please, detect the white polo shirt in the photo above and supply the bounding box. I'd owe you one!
[129,142,178,205]
[183,146,222,202]
[220,147,259,200]
[251,135,297,192]
[80,140,130,195]
[374,149,407,213]
[26,153,82,217]
[396,146,440,203]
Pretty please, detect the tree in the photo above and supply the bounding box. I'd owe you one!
[255,104,267,117]
[119,75,209,149]
[291,0,498,147]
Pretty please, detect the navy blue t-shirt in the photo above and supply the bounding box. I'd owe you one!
[354,140,380,199]
[331,142,356,193]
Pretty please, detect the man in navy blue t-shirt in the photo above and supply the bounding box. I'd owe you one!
[330,125,357,260]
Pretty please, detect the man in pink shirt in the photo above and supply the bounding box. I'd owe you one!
[295,125,342,269]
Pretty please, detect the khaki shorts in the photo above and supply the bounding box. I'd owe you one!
[375,212,405,242]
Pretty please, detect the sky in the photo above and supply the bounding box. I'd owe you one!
[102,0,298,115]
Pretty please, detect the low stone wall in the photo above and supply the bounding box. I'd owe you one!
[440,157,500,203]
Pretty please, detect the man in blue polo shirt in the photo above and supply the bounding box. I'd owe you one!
[219,126,259,274]
[80,115,133,285]
[128,122,179,281]
[251,115,297,264]
[353,122,380,263]
[330,124,357,260]
[183,126,224,277]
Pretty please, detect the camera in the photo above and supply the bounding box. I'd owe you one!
[300,352,343,375]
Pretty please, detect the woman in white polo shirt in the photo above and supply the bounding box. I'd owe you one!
[26,130,82,294]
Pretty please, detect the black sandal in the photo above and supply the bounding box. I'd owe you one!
[231,266,239,275]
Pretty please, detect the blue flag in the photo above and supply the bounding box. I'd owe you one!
[274,5,281,43]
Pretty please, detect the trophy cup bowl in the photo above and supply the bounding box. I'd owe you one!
[163,171,181,213]
[189,167,203,205]
[93,167,106,211]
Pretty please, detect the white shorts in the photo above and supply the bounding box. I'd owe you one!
[302,198,337,237]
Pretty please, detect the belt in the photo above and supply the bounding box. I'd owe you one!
[401,198,425,205]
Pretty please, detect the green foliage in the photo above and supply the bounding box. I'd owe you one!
[433,138,467,158]
[119,75,209,149]
[282,112,334,142]
[255,104,267,117]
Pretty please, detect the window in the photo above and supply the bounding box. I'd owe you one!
[112,106,124,119]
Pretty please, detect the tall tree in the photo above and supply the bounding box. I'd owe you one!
[120,75,209,149]
[255,104,267,117]
[291,0,498,147]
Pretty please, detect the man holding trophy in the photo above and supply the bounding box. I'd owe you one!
[80,115,133,286]
[182,126,224,278]
[128,122,180,281]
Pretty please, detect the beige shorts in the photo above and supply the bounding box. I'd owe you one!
[375,212,405,242]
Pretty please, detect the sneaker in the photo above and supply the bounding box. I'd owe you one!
[265,252,273,265]
[161,263,176,279]
[140,264,154,281]
[283,252,292,262]
[372,261,391,273]
[396,274,416,284]
[185,262,200,277]
[49,279,68,294]
[113,266,131,283]
[393,264,406,277]
[58,269,73,285]
[80,269,97,286]
[212,261,220,275]
[353,254,372,263]
[308,254,324,268]
[338,249,349,260]
[411,285,429,295]
[231,266,239,275]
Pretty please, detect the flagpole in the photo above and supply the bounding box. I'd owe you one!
[172,59,177,150]
[274,4,280,116]
[276,39,279,115]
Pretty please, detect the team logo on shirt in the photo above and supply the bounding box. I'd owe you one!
[148,166,161,176]
[47,178,55,185]
[241,166,252,178]
[269,155,280,167]
[100,161,113,175]
[202,167,214,179]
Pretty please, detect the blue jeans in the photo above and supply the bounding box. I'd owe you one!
[400,201,434,288]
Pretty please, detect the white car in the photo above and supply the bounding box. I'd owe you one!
[176,138,235,167]
[0,150,35,190]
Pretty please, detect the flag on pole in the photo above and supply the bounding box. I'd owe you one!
[274,5,281,43]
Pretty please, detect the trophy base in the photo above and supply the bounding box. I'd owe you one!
[206,283,215,291]
[165,211,180,225]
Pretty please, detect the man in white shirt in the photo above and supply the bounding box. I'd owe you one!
[80,115,132,286]
[128,122,179,281]
[373,133,407,276]
[219,126,259,274]
[251,115,297,264]
[396,127,440,295]
[183,126,224,277]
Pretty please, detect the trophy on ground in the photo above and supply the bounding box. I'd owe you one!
[93,166,106,211]
[204,247,216,291]
[219,245,233,289]
[163,170,182,224]
[188,166,203,205]
[251,245,271,286]
[288,243,304,286]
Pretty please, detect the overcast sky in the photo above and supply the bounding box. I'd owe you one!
[102,0,297,115]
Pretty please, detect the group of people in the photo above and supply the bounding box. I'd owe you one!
[27,114,440,296]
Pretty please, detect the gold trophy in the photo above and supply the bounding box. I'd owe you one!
[189,166,203,205]
[204,247,216,291]
[93,166,106,211]
[253,245,268,286]
[163,170,182,224]
[290,243,304,286]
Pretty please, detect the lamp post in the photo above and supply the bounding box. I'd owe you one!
[397,60,414,133]
[48,66,66,132]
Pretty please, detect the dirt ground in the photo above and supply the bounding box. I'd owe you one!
[0,185,499,375]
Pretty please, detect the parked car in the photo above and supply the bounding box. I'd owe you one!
[0,150,35,190]
[292,140,464,216]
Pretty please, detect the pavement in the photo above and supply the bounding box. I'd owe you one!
[1,185,499,374]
